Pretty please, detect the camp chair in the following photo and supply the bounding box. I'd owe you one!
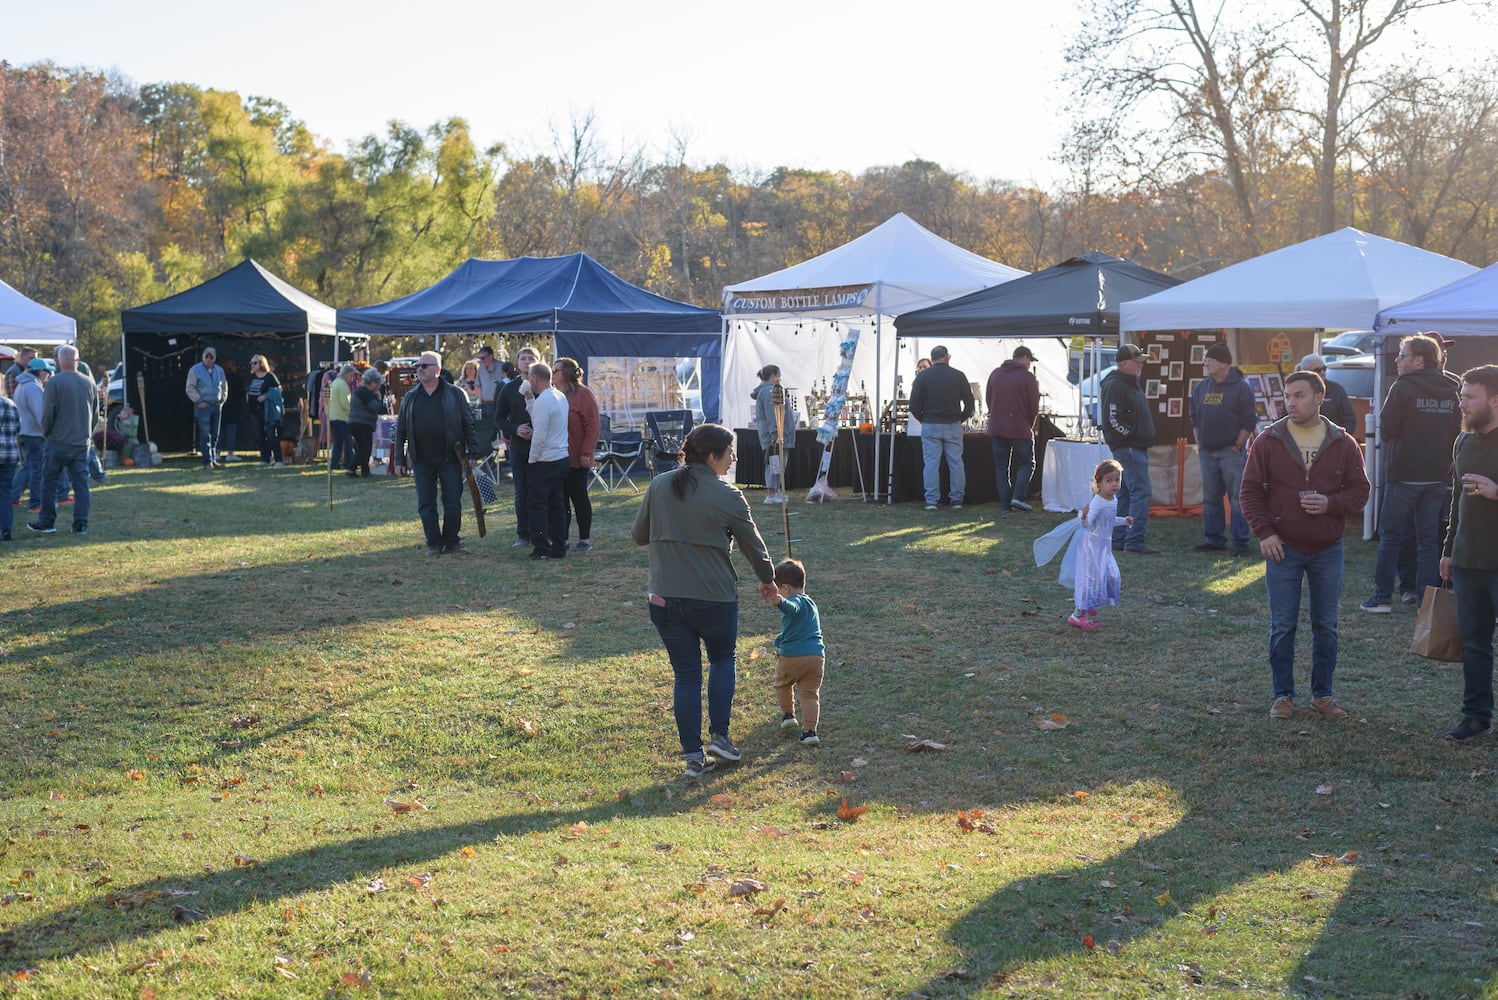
[645,409,692,477]
[595,414,643,492]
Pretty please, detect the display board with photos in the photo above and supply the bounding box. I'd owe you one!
[1136,331,1226,444]
[1238,366,1288,431]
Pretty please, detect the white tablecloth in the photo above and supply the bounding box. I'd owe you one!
[1042,439,1114,512]
[1042,439,1203,511]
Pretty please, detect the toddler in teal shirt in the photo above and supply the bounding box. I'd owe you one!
[764,558,826,745]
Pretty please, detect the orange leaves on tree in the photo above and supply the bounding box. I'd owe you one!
[837,799,868,821]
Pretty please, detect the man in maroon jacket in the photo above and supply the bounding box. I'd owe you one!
[985,345,1040,512]
[1240,370,1370,721]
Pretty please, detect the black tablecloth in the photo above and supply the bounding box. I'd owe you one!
[734,428,1052,503]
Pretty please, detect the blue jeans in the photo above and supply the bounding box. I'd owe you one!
[220,419,238,456]
[1110,446,1152,548]
[1452,566,1498,722]
[528,457,569,556]
[1372,482,1447,604]
[37,443,90,530]
[195,403,221,465]
[990,435,1034,510]
[1264,540,1343,700]
[329,420,350,469]
[921,421,966,505]
[1198,446,1249,550]
[16,434,44,508]
[411,459,463,547]
[649,598,739,756]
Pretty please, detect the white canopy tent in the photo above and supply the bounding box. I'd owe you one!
[1122,227,1479,540]
[722,213,1027,499]
[1376,262,1498,336]
[0,277,76,344]
[1121,228,1476,333]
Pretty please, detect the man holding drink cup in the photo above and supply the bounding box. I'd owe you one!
[1240,369,1370,721]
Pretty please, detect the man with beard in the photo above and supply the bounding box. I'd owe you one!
[1439,365,1498,741]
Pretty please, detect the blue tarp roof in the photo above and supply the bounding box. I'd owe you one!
[337,254,722,335]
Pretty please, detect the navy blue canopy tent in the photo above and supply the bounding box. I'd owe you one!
[338,254,724,422]
[120,260,357,452]
[893,251,1182,339]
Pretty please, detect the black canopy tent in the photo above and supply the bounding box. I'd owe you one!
[893,251,1183,339]
[120,261,362,452]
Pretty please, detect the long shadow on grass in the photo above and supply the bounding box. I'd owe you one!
[0,782,712,966]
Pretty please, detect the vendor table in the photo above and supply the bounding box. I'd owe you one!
[734,429,1054,505]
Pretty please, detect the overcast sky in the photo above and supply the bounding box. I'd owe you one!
[7,0,1489,186]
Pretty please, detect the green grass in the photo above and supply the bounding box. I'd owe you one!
[0,457,1494,998]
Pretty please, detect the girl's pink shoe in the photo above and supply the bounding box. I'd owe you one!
[1068,612,1098,630]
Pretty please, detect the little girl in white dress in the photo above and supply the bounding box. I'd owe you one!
[1068,459,1133,629]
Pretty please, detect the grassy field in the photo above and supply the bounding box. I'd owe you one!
[0,457,1493,998]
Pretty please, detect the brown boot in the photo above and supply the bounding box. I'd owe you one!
[1312,696,1347,719]
[1269,696,1294,719]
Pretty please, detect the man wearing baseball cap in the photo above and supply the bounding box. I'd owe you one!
[1099,343,1158,554]
[1298,354,1356,434]
[185,346,228,469]
[1190,343,1256,556]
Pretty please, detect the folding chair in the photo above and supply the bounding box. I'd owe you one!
[645,409,692,477]
[596,414,644,492]
[589,414,616,493]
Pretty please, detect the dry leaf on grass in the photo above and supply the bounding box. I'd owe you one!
[170,904,208,924]
[906,739,947,752]
[229,714,260,729]
[709,794,734,809]
[365,878,386,894]
[384,798,426,814]
[1034,714,1070,731]
[728,878,767,897]
[839,771,856,783]
[754,897,787,918]
[837,799,868,820]
[515,718,538,735]
[956,809,995,834]
[341,970,372,987]
[1311,851,1358,866]
[1082,934,1096,950]
[1315,784,1333,795]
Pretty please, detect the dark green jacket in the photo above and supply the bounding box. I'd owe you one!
[1445,427,1498,570]
[632,463,775,602]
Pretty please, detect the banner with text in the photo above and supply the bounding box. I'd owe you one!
[725,284,873,314]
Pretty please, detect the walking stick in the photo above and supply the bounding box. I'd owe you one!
[135,372,151,445]
[459,444,487,538]
[772,385,792,558]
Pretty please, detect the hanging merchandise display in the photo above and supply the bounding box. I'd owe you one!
[805,327,862,503]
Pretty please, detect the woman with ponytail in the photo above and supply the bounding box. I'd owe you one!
[632,423,778,779]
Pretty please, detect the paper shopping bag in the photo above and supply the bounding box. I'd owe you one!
[1411,585,1462,663]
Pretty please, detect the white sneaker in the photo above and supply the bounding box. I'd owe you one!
[763,493,783,504]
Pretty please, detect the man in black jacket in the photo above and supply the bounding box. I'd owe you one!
[1362,334,1461,612]
[394,351,480,557]
[1299,354,1357,434]
[907,345,974,510]
[1100,343,1158,554]
[496,346,540,547]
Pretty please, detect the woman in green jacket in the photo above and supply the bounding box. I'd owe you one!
[633,424,778,779]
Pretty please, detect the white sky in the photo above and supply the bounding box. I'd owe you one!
[6,0,1490,187]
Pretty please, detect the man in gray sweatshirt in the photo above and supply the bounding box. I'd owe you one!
[28,345,97,536]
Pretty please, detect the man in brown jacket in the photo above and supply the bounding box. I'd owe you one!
[1240,370,1370,722]
[985,345,1040,512]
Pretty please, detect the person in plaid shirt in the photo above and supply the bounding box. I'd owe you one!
[0,391,19,540]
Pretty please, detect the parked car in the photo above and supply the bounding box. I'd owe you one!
[1320,329,1379,357]
[1323,353,1374,399]
[1079,365,1117,426]
[105,362,125,428]
[1067,346,1117,386]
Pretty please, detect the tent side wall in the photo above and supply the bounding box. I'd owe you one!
[553,330,722,425]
